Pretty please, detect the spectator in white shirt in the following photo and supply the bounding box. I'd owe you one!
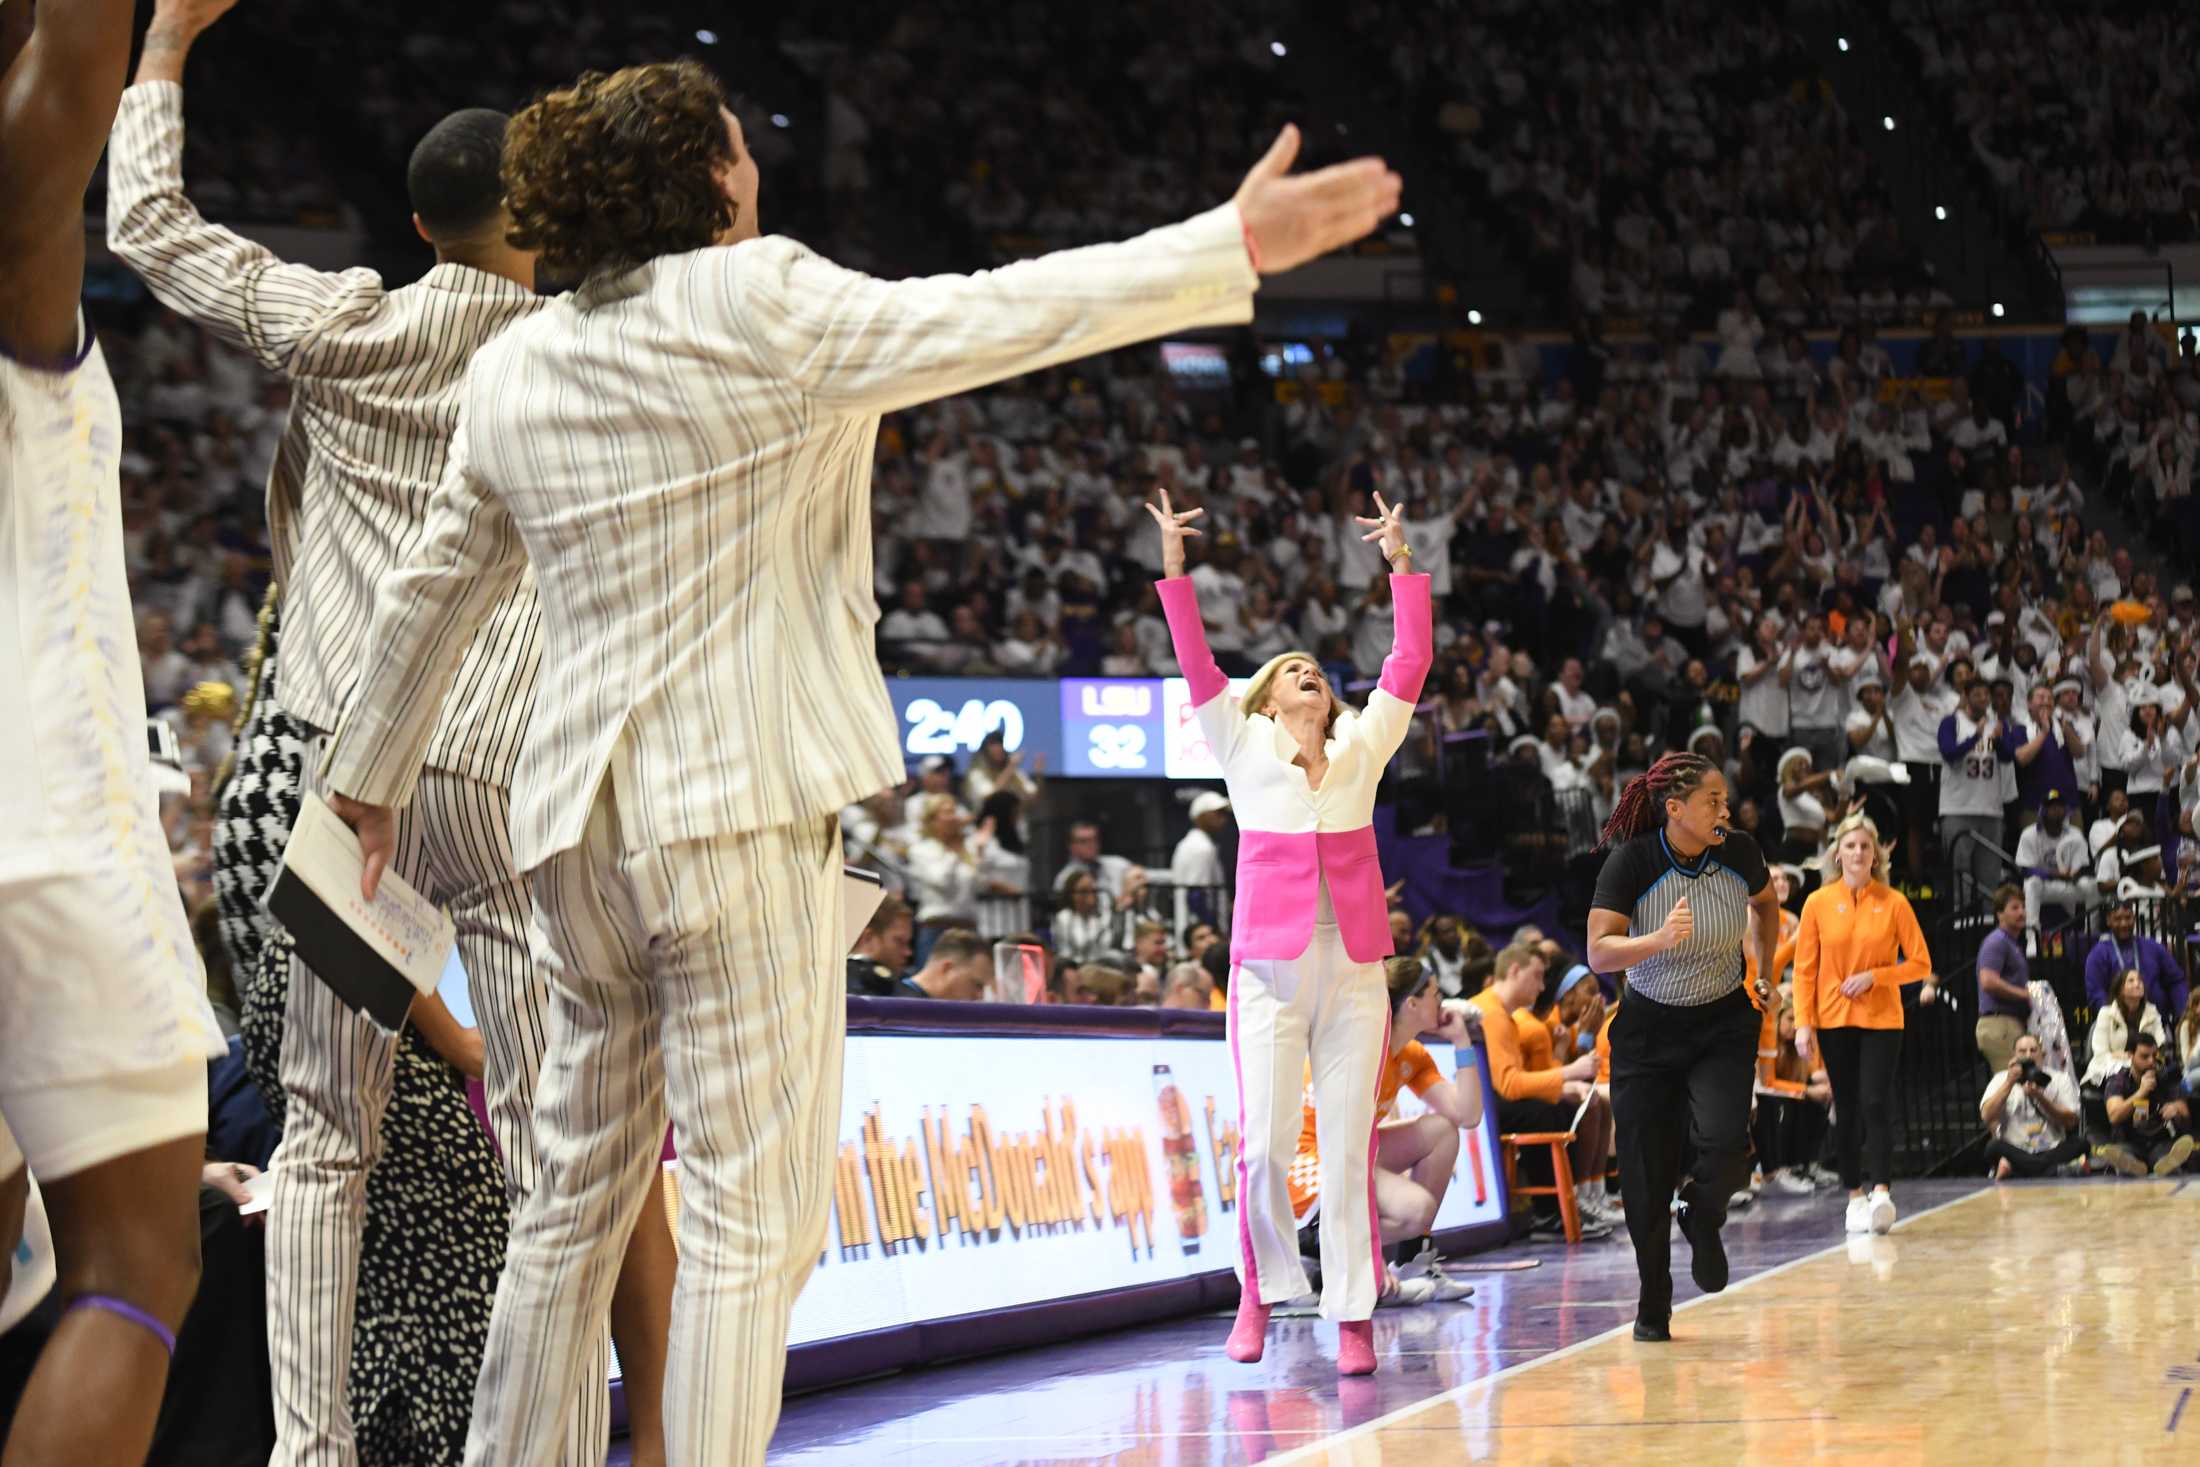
[1736,615,1793,741]
[1553,658,1597,730]
[1054,820,1135,902]
[1947,398,2009,453]
[881,580,952,664]
[2015,789,2096,931]
[1169,791,1231,890]
[1979,1035,2085,1180]
[137,608,193,711]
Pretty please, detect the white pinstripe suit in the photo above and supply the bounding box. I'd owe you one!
[324,203,1260,1465]
[106,82,608,1467]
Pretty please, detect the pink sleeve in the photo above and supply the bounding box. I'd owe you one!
[1377,574,1434,705]
[1156,576,1228,706]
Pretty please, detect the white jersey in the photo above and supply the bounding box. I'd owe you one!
[0,324,224,1082]
[1938,711,2008,817]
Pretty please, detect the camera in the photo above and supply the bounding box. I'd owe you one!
[2014,1059,2047,1089]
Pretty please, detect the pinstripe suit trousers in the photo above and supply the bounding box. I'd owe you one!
[266,735,610,1467]
[461,772,845,1467]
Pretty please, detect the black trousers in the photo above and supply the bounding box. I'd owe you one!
[1752,1093,1830,1173]
[1985,1135,2087,1178]
[1817,1027,1904,1190]
[1609,985,1760,1319]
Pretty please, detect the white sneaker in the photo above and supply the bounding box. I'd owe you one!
[1423,1272,1477,1302]
[1844,1195,1871,1233]
[1868,1190,1897,1235]
[1381,1275,1439,1307]
[1772,1168,1817,1196]
[1396,1240,1443,1280]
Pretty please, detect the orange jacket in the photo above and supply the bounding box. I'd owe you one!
[1744,908,1800,994]
[1793,879,1932,1031]
[1470,988,1565,1103]
[1595,1001,1618,1085]
[1514,1007,1556,1071]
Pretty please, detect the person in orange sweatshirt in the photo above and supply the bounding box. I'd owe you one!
[1469,942,1614,1239]
[1793,811,1935,1236]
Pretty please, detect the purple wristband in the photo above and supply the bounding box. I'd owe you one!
[66,1294,177,1357]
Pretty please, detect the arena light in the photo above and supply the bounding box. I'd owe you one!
[771,113,790,128]
[695,28,717,44]
[1838,37,1850,52]
[1271,40,1287,57]
[1467,309,1483,325]
[1991,302,2006,318]
[1934,205,1948,221]
[1882,115,1896,131]
[1399,212,1415,227]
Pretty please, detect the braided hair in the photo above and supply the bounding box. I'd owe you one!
[1597,751,1717,849]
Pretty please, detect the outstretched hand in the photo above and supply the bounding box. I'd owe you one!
[1144,488,1204,579]
[1232,125,1403,276]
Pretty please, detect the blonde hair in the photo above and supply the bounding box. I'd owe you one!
[1819,810,1893,885]
[1240,649,1342,732]
[919,794,963,841]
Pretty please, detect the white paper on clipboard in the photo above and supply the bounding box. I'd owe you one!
[1566,1087,1596,1136]
[842,865,886,953]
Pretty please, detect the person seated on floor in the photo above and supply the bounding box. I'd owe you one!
[1755,993,1835,1193]
[1979,1034,2087,1180]
[1470,940,1616,1239]
[893,927,993,1001]
[2098,1036,2196,1177]
[1287,958,1482,1305]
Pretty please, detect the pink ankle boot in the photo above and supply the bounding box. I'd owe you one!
[1225,1291,1271,1362]
[1336,1319,1377,1375]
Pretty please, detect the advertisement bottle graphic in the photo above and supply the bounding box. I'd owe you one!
[1153,1064,1206,1252]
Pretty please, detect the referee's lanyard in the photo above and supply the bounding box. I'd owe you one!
[1658,830,1708,884]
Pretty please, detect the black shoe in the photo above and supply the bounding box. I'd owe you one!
[1632,1315,1671,1342]
[1679,1201,1729,1294]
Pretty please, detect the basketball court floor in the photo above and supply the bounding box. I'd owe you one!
[759,1175,2199,1465]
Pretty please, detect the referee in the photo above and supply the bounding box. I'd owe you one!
[1586,752,1781,1343]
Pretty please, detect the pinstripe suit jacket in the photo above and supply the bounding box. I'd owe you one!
[105,82,544,787]
[324,204,1259,871]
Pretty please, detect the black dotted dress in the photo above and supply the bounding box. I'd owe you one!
[213,602,511,1467]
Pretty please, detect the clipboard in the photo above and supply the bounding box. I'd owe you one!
[841,865,886,953]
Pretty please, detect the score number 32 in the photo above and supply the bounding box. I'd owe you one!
[904,697,1026,758]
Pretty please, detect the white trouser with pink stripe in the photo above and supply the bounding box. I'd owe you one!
[1229,922,1391,1322]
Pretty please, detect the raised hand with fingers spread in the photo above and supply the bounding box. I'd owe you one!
[1356,491,1410,568]
[1146,487,1205,580]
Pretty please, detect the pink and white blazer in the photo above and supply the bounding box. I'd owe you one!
[1157,573,1432,965]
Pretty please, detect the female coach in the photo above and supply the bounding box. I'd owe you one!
[1151,486,1429,1376]
[1586,752,1782,1343]
[1793,810,1934,1236]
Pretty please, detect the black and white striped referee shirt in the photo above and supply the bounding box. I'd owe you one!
[1590,828,1770,1005]
[106,82,544,789]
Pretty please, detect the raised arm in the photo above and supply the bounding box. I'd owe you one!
[1347,493,1433,759]
[1149,490,1244,769]
[732,127,1397,417]
[0,0,138,359]
[106,0,380,373]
